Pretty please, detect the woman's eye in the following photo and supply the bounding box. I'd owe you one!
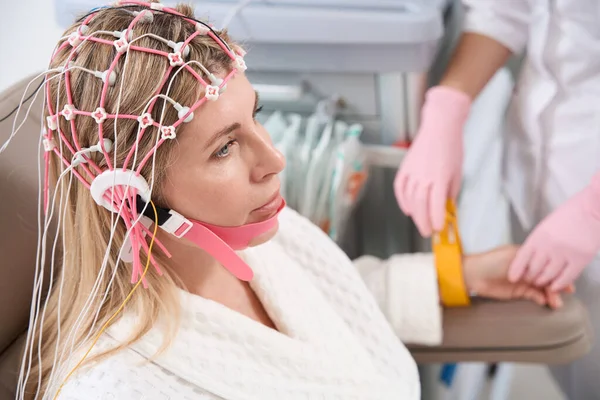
[215,140,236,158]
[253,105,263,118]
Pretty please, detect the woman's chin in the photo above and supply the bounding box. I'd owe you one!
[247,222,279,247]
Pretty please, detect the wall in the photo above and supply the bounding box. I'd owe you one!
[0,1,64,93]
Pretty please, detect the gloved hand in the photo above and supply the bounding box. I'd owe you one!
[463,245,572,309]
[394,86,472,237]
[509,174,600,291]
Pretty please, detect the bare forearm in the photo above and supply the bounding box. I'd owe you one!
[440,32,513,99]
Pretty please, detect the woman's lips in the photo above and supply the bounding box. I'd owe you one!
[253,192,283,217]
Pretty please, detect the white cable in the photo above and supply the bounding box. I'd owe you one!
[30,165,74,399]
[34,99,68,399]
[81,28,147,344]
[55,80,169,391]
[17,25,223,397]
[2,31,170,152]
[57,30,176,365]
[43,168,74,395]
[15,101,46,400]
[74,56,207,361]
[80,55,200,345]
[17,28,114,398]
[42,21,224,397]
[65,57,218,384]
[0,31,130,154]
[32,66,75,399]
[18,63,69,400]
[136,32,171,46]
[43,105,83,395]
[42,108,75,395]
[52,102,161,399]
[0,70,59,154]
[51,31,169,372]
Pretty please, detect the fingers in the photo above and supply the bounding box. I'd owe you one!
[541,285,574,311]
[394,172,411,215]
[411,183,433,237]
[512,283,527,298]
[545,289,564,310]
[523,251,548,284]
[508,245,534,283]
[508,247,570,290]
[449,172,461,200]
[522,286,547,307]
[564,284,576,294]
[550,263,581,292]
[535,258,566,287]
[394,158,453,238]
[430,182,447,233]
[513,283,569,310]
[511,283,546,306]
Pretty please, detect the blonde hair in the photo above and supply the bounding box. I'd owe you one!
[24,3,236,398]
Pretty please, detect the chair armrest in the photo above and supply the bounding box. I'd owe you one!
[407,296,593,364]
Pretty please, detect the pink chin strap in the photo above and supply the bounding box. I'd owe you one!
[136,196,286,281]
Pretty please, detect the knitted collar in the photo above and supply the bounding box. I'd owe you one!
[108,239,410,399]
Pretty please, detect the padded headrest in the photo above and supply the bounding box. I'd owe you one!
[0,74,50,355]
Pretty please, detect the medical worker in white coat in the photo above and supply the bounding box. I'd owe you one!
[395,1,600,398]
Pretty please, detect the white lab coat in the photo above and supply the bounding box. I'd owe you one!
[464,0,600,234]
[463,1,600,398]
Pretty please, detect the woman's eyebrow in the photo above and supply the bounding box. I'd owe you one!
[203,122,241,151]
[203,91,259,151]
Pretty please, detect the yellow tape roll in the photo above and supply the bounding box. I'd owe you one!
[432,200,471,307]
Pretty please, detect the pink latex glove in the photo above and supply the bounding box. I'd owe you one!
[509,173,600,291]
[394,86,472,237]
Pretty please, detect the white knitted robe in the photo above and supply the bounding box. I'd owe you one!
[54,207,442,399]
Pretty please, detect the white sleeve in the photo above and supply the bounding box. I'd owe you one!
[275,207,421,395]
[462,0,532,54]
[276,207,442,358]
[354,254,442,346]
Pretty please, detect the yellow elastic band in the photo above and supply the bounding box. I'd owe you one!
[432,200,470,307]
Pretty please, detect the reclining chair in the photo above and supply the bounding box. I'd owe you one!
[0,75,593,399]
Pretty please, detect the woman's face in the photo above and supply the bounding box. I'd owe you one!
[162,73,285,240]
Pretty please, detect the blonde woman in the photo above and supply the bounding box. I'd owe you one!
[12,2,565,399]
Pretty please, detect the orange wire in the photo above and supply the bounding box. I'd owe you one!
[53,200,159,399]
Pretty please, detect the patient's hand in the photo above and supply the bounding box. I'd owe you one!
[462,245,572,309]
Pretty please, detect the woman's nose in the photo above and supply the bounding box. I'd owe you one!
[251,125,286,181]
